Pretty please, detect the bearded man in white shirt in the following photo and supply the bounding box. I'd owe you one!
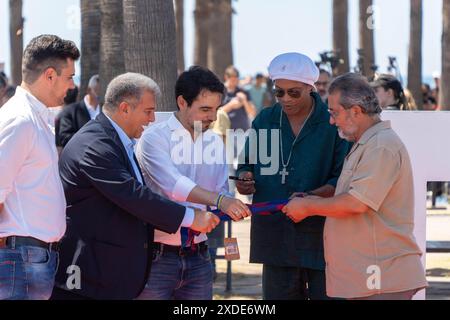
[136,66,251,300]
[0,34,80,300]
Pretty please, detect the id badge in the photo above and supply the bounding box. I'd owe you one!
[224,238,240,261]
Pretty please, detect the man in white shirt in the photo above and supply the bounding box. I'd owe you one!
[57,74,101,147]
[136,66,251,300]
[0,34,80,300]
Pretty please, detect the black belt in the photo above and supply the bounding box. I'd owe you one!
[0,236,60,252]
[154,241,208,256]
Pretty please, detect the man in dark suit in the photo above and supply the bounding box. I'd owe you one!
[52,73,220,300]
[56,75,101,147]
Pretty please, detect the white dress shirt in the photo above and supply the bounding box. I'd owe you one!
[136,113,229,246]
[84,95,100,120]
[0,87,67,242]
[105,114,194,228]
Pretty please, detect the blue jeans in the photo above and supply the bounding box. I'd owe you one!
[0,246,59,300]
[137,247,213,300]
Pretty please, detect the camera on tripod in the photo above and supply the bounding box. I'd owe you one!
[316,51,343,73]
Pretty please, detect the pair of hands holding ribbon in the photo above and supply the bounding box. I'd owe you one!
[282,192,321,224]
[235,171,321,224]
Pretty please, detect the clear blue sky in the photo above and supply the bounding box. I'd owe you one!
[0,0,443,84]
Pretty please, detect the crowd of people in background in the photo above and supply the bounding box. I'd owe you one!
[1,60,444,122]
[422,73,440,111]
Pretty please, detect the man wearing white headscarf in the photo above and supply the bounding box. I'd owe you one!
[236,53,350,300]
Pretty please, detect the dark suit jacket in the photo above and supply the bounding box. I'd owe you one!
[56,100,92,147]
[55,112,186,300]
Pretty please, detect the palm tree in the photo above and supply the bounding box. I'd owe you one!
[174,0,185,74]
[9,0,23,86]
[80,0,101,99]
[359,0,375,79]
[194,0,211,68]
[407,0,423,110]
[99,0,125,99]
[333,0,350,76]
[440,0,450,110]
[123,0,178,111]
[208,0,234,79]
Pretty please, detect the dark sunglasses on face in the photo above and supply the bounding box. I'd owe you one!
[273,88,303,99]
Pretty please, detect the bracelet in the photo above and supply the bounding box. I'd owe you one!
[218,195,226,211]
[215,194,221,208]
[216,193,224,209]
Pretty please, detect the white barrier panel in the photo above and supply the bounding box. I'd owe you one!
[382,111,450,300]
[154,111,437,299]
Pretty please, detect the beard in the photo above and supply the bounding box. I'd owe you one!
[337,123,358,142]
[192,121,212,133]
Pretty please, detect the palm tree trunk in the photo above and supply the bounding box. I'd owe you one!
[333,0,350,76]
[208,0,233,79]
[9,0,23,86]
[80,0,101,99]
[123,0,178,111]
[408,0,423,110]
[99,0,125,99]
[174,0,185,74]
[194,0,211,68]
[440,0,450,110]
[359,0,375,79]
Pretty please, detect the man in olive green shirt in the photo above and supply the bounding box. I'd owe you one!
[283,73,427,300]
[236,53,350,300]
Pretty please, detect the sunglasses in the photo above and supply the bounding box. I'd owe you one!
[273,88,303,99]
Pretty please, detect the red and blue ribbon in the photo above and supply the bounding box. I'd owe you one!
[182,198,295,248]
[211,198,290,221]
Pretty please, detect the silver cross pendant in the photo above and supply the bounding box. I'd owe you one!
[280,167,289,185]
